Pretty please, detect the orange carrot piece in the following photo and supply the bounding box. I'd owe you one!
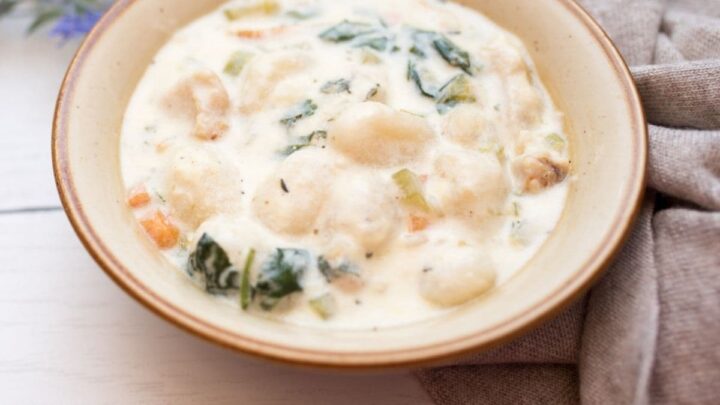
[140,211,180,249]
[128,186,151,208]
[235,26,287,39]
[409,215,430,232]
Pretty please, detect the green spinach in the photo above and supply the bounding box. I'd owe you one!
[281,130,327,156]
[279,99,317,128]
[188,234,239,294]
[255,248,310,309]
[433,35,472,74]
[319,20,374,42]
[320,79,352,94]
[317,256,360,283]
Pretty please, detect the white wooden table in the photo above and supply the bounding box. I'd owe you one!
[0,19,431,404]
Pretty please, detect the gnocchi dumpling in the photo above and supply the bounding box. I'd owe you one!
[238,51,311,114]
[253,148,335,235]
[442,104,496,148]
[328,102,433,166]
[318,172,400,256]
[166,146,243,228]
[507,73,544,128]
[163,70,230,141]
[419,247,496,306]
[426,150,509,222]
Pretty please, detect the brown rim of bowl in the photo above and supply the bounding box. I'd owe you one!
[52,0,648,369]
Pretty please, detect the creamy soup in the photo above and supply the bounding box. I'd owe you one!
[121,0,571,329]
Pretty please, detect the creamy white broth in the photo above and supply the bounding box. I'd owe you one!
[121,0,570,329]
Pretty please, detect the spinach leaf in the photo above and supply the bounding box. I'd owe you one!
[408,29,435,58]
[354,35,390,51]
[320,78,352,94]
[433,35,472,74]
[188,234,239,294]
[281,130,327,156]
[407,60,439,98]
[435,74,476,113]
[279,99,317,128]
[319,20,374,42]
[256,248,310,309]
[240,248,256,310]
[317,256,360,283]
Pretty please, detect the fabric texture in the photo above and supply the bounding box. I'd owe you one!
[417,0,720,403]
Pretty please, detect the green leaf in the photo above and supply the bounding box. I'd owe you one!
[407,60,438,98]
[188,234,240,294]
[317,256,359,283]
[279,99,317,128]
[0,1,18,18]
[354,35,389,51]
[280,130,327,156]
[240,248,256,310]
[319,20,373,42]
[320,78,351,94]
[255,248,310,310]
[223,51,253,77]
[435,74,476,113]
[433,35,472,74]
[27,7,63,34]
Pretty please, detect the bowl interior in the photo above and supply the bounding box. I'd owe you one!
[54,0,645,366]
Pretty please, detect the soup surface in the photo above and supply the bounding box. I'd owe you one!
[121,0,571,329]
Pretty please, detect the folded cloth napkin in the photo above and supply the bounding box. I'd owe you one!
[417,0,720,403]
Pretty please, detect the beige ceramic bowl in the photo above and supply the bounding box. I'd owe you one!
[53,0,646,368]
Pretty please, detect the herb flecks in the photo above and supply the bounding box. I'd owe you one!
[407,60,438,98]
[281,130,328,156]
[319,20,374,42]
[317,256,360,283]
[279,99,317,128]
[280,179,289,193]
[320,78,352,94]
[433,34,472,74]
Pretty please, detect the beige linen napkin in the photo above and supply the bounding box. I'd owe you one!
[417,1,720,403]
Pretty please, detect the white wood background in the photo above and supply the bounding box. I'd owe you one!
[0,19,431,404]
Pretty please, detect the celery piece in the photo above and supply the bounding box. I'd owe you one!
[393,169,431,213]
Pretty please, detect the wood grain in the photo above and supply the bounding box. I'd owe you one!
[0,19,431,404]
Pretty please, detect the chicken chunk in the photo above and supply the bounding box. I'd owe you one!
[512,155,569,193]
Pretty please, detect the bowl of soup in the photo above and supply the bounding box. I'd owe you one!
[53,0,646,367]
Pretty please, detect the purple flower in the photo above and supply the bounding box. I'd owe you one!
[50,10,101,41]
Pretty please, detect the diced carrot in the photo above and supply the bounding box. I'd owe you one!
[128,186,151,208]
[140,211,180,249]
[409,215,430,232]
[235,26,287,39]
